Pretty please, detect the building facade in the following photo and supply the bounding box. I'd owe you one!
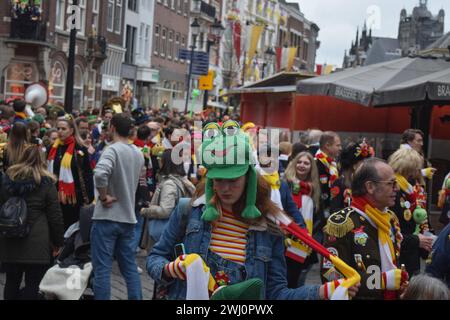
[0,0,126,110]
[151,0,190,110]
[342,23,373,69]
[398,0,445,56]
[123,0,159,109]
[279,0,320,74]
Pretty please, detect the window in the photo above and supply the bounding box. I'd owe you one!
[303,41,308,61]
[68,0,86,35]
[4,63,38,100]
[48,61,65,103]
[128,0,139,12]
[183,0,188,16]
[177,0,182,13]
[180,36,186,63]
[145,25,150,60]
[171,0,176,10]
[73,66,84,110]
[107,0,114,31]
[138,24,144,61]
[174,33,180,61]
[161,28,167,57]
[168,30,173,60]
[92,0,99,34]
[87,70,96,108]
[115,0,123,34]
[55,0,65,30]
[154,25,160,55]
[125,25,137,64]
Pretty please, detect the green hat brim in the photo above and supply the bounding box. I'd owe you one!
[206,165,249,180]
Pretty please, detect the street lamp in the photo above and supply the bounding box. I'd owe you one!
[184,18,200,113]
[202,19,225,109]
[64,0,79,114]
[262,47,275,79]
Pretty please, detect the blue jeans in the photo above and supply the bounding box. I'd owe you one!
[132,210,144,252]
[91,220,142,300]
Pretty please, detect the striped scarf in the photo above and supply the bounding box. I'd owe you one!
[291,181,314,235]
[395,174,426,211]
[315,149,339,186]
[48,136,77,205]
[352,196,397,270]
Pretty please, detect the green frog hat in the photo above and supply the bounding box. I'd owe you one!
[201,120,261,222]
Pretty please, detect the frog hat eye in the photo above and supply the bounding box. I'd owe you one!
[203,122,221,141]
[222,120,240,137]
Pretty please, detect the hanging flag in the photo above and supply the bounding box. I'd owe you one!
[233,22,241,66]
[286,47,297,71]
[276,47,283,72]
[316,64,323,75]
[277,47,298,72]
[245,24,264,79]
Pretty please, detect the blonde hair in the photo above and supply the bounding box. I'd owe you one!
[6,122,29,167]
[6,145,56,185]
[279,142,292,156]
[388,148,423,178]
[284,151,321,211]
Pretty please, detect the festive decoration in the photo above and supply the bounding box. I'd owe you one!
[315,149,339,187]
[412,206,428,235]
[201,120,261,222]
[267,210,361,300]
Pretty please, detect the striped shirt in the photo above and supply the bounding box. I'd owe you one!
[209,210,249,265]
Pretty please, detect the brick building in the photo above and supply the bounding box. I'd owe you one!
[151,0,190,109]
[0,0,126,110]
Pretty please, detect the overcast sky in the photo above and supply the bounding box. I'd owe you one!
[296,0,450,67]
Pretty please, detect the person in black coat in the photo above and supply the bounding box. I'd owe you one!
[388,148,434,277]
[0,145,64,300]
[47,116,94,230]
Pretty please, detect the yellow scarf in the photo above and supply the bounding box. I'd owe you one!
[261,171,281,190]
[395,174,413,195]
[352,197,396,264]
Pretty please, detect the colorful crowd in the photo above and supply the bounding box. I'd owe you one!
[0,97,448,301]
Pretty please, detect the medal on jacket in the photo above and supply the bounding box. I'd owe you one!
[354,254,366,272]
[403,200,412,221]
[352,226,368,247]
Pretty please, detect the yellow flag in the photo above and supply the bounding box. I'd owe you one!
[286,47,298,71]
[246,25,264,79]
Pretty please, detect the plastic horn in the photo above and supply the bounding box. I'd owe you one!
[268,212,361,300]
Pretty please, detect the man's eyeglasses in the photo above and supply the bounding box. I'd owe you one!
[372,180,398,189]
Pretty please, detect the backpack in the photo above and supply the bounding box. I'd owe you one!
[0,196,30,238]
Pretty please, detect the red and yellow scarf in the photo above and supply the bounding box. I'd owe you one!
[48,136,77,205]
[315,149,339,186]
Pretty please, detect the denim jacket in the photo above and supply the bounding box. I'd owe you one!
[147,196,320,300]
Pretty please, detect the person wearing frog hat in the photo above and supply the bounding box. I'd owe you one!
[147,120,360,300]
[330,139,375,213]
[388,148,435,277]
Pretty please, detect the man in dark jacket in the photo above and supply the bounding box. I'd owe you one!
[426,223,450,287]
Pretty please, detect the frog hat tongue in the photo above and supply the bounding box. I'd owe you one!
[201,121,261,222]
